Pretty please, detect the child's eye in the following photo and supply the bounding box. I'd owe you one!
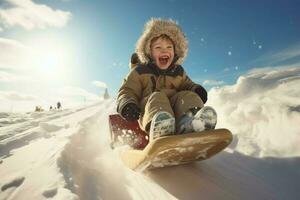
[155,46,161,49]
[167,46,173,49]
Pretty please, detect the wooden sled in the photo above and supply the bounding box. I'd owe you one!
[109,114,232,171]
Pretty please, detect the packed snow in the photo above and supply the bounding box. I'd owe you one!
[0,100,175,200]
[0,66,300,199]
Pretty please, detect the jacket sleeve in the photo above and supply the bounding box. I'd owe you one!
[117,69,142,114]
[180,70,200,91]
[180,70,208,103]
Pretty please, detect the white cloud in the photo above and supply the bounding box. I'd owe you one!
[50,86,102,109]
[223,67,230,72]
[0,90,44,112]
[0,0,72,30]
[0,70,31,82]
[92,80,107,88]
[208,65,300,157]
[57,86,101,102]
[0,86,101,112]
[203,79,225,86]
[0,90,39,101]
[253,42,300,65]
[0,36,77,84]
[0,37,34,70]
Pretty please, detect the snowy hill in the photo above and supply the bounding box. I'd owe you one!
[0,99,175,199]
[1,65,300,200]
[0,99,299,200]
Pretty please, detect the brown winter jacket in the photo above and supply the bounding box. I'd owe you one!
[117,63,206,115]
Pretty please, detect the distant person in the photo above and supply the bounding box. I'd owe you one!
[57,102,61,110]
[35,106,43,112]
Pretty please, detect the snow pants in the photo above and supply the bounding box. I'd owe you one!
[139,91,204,133]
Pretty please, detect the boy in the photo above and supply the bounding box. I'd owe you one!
[117,18,217,141]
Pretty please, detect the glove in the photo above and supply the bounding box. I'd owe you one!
[195,86,207,104]
[121,103,141,121]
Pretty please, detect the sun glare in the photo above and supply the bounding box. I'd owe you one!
[37,50,63,76]
[29,37,72,83]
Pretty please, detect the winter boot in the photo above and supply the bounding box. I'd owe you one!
[177,106,217,134]
[149,111,175,141]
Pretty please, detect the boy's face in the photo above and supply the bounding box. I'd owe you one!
[150,37,174,70]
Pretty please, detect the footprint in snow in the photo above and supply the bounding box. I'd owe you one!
[42,187,58,198]
[1,176,25,191]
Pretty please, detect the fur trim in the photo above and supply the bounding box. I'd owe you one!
[129,62,138,69]
[136,18,188,65]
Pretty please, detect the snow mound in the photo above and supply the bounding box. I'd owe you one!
[209,66,300,157]
[0,112,9,118]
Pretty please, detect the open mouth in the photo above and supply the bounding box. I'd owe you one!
[158,55,170,65]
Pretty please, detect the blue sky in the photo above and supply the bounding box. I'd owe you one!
[0,0,300,111]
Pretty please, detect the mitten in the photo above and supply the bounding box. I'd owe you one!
[121,103,141,121]
[195,86,207,104]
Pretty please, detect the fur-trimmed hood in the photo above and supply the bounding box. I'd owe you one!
[135,18,188,65]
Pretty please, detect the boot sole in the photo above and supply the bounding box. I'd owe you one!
[150,112,175,141]
[194,106,217,130]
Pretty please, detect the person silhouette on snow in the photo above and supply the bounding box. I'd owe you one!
[57,102,61,110]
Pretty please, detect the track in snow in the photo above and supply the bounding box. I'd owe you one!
[57,100,300,200]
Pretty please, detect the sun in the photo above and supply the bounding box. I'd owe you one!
[38,51,61,74]
[29,37,72,82]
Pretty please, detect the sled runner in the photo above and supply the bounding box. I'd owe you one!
[109,114,232,171]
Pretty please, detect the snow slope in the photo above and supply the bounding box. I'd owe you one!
[0,99,299,200]
[0,100,176,200]
[1,66,300,200]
